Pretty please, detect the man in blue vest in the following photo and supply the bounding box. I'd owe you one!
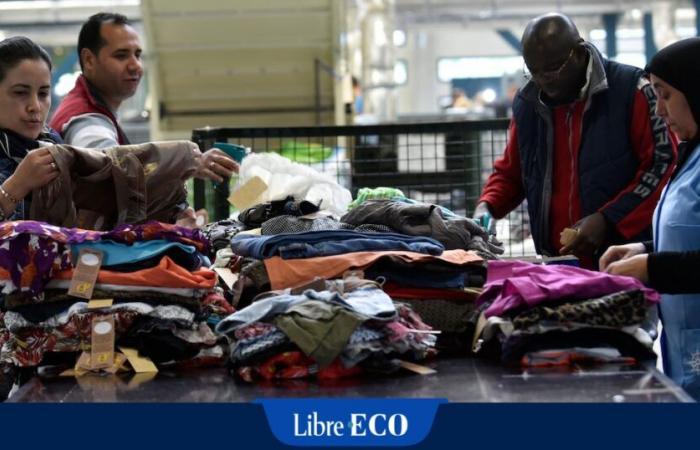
[474,13,677,267]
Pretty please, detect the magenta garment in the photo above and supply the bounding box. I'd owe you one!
[477,260,660,318]
[0,220,209,295]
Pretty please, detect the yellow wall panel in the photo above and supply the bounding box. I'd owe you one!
[141,0,342,135]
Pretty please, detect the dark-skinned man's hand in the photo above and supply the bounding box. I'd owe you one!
[559,212,608,258]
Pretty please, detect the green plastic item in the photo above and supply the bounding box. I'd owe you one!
[277,140,333,164]
[348,187,407,209]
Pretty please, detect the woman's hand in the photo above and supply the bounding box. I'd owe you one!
[599,242,647,272]
[603,253,649,284]
[4,147,58,198]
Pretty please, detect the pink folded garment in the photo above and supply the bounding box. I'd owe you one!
[478,260,660,317]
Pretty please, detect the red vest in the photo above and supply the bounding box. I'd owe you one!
[50,74,129,145]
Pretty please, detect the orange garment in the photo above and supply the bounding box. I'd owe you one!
[264,249,483,290]
[50,256,216,289]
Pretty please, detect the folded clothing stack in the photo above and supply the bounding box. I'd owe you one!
[0,220,233,371]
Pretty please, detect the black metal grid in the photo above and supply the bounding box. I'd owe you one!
[191,120,533,257]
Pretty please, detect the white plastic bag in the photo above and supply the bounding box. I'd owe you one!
[237,152,352,216]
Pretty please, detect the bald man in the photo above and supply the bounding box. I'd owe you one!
[475,13,677,267]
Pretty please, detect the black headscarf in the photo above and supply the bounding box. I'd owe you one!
[646,37,700,172]
[646,37,700,139]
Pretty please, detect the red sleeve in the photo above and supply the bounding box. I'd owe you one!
[478,119,526,219]
[598,83,678,239]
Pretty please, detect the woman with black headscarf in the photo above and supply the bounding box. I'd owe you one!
[600,37,700,399]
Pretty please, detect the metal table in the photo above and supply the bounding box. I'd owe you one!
[6,357,692,403]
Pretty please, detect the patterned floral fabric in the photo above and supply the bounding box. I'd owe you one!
[382,303,437,359]
[103,221,209,253]
[0,303,218,367]
[0,220,209,295]
[3,302,195,332]
[230,321,290,364]
[0,312,9,353]
[201,291,236,327]
[1,309,141,367]
[225,299,437,381]
[236,351,363,382]
[231,329,290,363]
[233,321,278,341]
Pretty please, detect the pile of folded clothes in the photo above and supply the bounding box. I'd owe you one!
[215,274,437,382]
[0,220,233,371]
[472,260,660,367]
[203,191,496,362]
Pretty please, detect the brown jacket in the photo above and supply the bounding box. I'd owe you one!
[30,141,198,230]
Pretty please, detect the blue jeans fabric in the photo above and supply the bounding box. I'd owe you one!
[215,286,396,335]
[230,230,444,259]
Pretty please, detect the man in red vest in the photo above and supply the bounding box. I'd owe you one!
[51,12,236,183]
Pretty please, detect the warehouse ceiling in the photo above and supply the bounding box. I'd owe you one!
[396,0,692,21]
[0,0,140,45]
[0,1,693,43]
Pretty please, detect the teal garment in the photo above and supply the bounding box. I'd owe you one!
[653,142,700,399]
[274,300,365,368]
[71,239,205,268]
[348,187,406,210]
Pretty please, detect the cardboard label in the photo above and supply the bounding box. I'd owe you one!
[398,360,437,375]
[90,315,115,369]
[213,267,239,291]
[127,371,158,388]
[471,312,488,353]
[559,227,579,247]
[87,299,113,310]
[70,352,129,376]
[195,208,209,228]
[228,176,268,210]
[68,249,103,299]
[102,353,128,374]
[119,346,158,373]
[74,352,91,375]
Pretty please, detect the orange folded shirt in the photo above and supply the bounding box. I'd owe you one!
[13,256,217,290]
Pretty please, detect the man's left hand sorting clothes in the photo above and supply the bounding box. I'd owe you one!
[559,211,608,258]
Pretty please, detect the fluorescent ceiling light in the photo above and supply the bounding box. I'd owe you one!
[0,0,139,11]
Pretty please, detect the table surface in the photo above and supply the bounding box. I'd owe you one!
[6,357,693,403]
